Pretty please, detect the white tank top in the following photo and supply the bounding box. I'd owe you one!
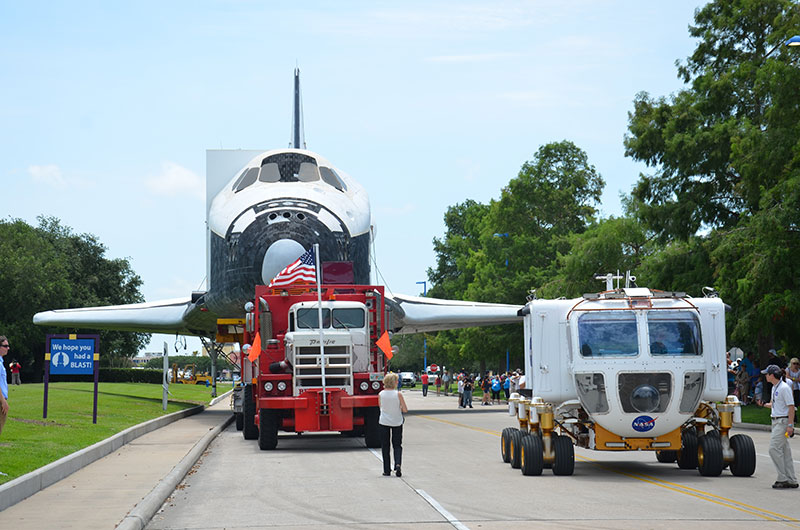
[379,389,404,426]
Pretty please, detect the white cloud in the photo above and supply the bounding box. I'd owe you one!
[28,164,66,188]
[145,162,204,200]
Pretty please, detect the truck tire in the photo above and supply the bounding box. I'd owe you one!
[520,433,544,476]
[656,450,677,463]
[697,433,723,476]
[510,430,525,469]
[729,434,756,477]
[243,384,258,440]
[677,429,698,469]
[235,412,244,431]
[501,427,514,463]
[364,407,381,448]
[258,409,279,450]
[552,435,575,476]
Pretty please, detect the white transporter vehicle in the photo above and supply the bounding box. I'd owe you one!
[503,276,756,478]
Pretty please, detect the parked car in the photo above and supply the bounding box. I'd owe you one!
[399,372,416,387]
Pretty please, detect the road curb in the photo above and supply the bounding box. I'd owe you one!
[116,411,235,530]
[0,399,215,512]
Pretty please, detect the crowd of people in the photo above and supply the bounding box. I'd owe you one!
[729,349,800,417]
[408,369,527,409]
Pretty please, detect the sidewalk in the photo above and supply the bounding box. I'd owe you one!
[0,397,233,529]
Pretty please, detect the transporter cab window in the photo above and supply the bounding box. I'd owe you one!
[578,311,639,357]
[647,311,702,356]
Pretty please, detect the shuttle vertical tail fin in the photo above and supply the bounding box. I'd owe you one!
[290,67,306,149]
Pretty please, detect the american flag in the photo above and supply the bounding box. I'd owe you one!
[268,248,317,288]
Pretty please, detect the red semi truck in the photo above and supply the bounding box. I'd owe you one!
[233,284,388,450]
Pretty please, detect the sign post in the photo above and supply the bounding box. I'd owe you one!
[44,334,100,423]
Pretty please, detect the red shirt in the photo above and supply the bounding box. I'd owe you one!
[421,374,429,385]
[10,363,20,374]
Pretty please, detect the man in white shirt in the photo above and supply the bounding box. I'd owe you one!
[759,364,797,488]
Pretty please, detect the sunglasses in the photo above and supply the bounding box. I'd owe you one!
[0,344,8,348]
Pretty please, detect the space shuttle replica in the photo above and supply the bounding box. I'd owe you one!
[501,273,756,478]
[33,69,521,339]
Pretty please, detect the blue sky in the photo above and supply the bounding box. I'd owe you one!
[1,1,704,354]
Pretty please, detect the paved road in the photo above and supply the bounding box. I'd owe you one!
[148,391,800,529]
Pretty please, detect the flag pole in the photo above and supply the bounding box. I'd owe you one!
[314,244,327,404]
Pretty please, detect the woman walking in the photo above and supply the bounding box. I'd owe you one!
[379,372,408,477]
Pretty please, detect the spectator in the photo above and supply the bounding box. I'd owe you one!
[481,374,491,406]
[758,365,797,488]
[457,374,465,408]
[378,372,407,477]
[421,372,429,397]
[0,336,9,438]
[442,370,450,396]
[491,374,502,405]
[787,358,800,422]
[503,372,511,401]
[9,359,21,385]
[435,373,441,396]
[463,376,474,408]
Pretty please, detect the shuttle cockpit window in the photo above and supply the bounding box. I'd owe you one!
[646,311,701,356]
[319,167,347,192]
[261,153,319,183]
[232,167,259,192]
[577,311,639,357]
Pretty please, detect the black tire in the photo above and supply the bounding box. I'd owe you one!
[258,409,279,450]
[552,435,575,476]
[677,429,698,469]
[697,433,724,476]
[501,427,514,463]
[363,407,381,448]
[235,412,244,431]
[242,384,259,440]
[729,434,756,477]
[656,450,677,463]
[520,433,544,476]
[510,430,525,469]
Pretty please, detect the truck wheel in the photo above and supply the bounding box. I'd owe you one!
[235,412,244,431]
[258,409,279,450]
[501,427,514,463]
[677,429,698,469]
[697,433,723,476]
[552,435,575,476]
[520,433,544,476]
[364,407,381,448]
[729,434,756,477]
[656,450,677,463]
[509,430,525,469]
[243,384,258,440]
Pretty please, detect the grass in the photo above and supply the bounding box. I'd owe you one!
[0,382,225,485]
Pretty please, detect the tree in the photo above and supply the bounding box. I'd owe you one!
[0,217,150,381]
[624,0,800,361]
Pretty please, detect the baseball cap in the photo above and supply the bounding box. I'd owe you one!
[761,364,782,376]
[768,348,777,355]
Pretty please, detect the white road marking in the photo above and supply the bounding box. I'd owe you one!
[415,489,470,530]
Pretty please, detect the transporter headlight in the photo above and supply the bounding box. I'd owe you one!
[630,384,660,413]
[277,381,287,392]
[264,382,274,392]
[371,381,381,390]
[360,381,369,391]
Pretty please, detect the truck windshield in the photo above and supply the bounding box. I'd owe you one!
[295,308,364,329]
[296,308,330,329]
[577,311,639,357]
[332,308,365,329]
[647,311,702,356]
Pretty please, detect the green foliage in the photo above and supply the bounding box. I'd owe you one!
[0,217,150,382]
[624,0,800,359]
[144,354,236,374]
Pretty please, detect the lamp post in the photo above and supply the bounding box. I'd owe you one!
[765,35,800,58]
[416,280,427,373]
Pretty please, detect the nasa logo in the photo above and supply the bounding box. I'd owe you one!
[632,415,656,432]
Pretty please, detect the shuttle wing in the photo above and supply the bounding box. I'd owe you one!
[386,293,522,334]
[32,298,217,336]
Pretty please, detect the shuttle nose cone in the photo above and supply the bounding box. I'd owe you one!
[262,239,305,285]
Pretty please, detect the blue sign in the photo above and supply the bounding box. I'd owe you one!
[50,338,96,375]
[631,415,656,432]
